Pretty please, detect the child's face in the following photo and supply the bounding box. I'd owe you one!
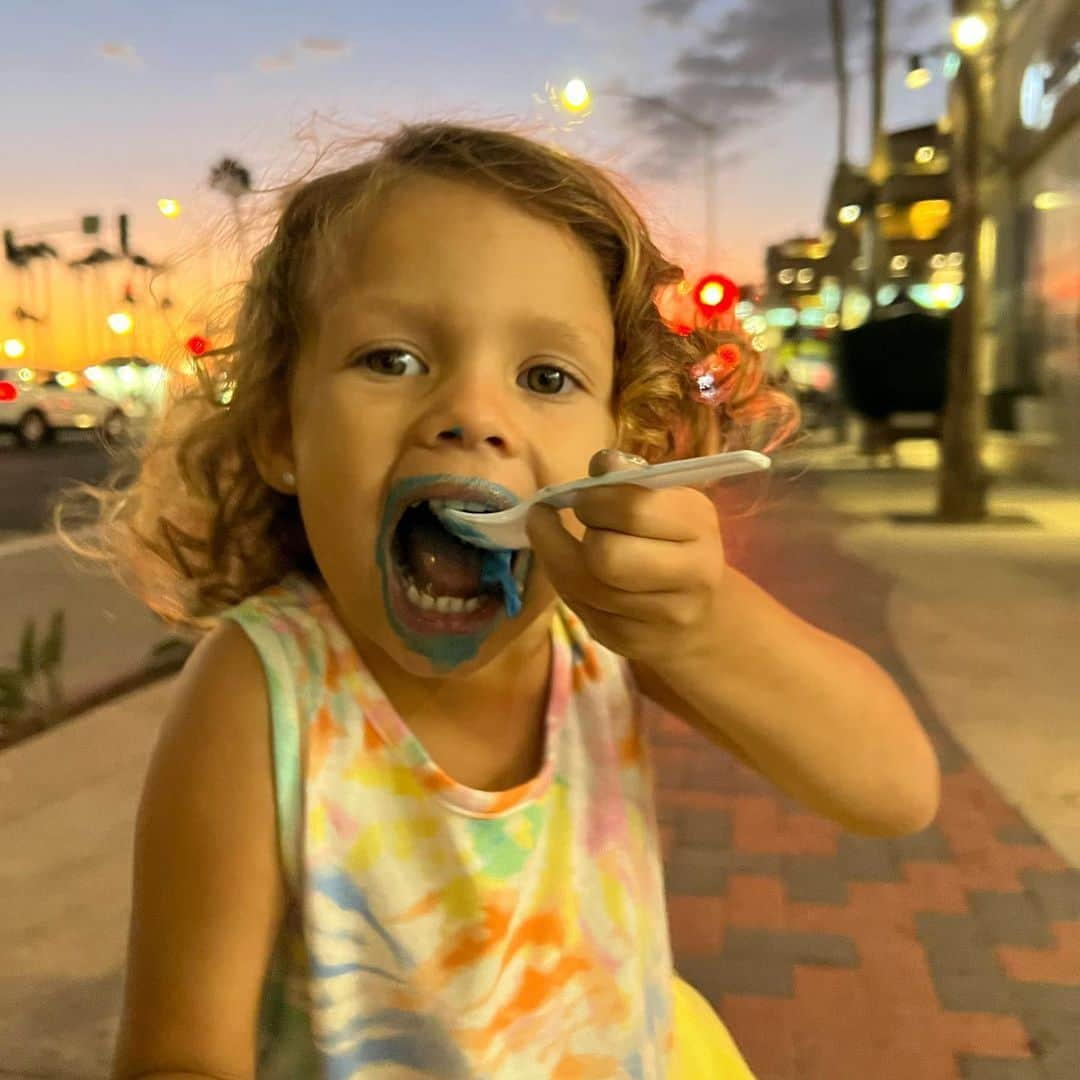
[282,173,619,679]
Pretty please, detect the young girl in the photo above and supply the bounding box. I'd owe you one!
[84,122,939,1079]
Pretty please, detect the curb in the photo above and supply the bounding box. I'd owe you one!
[0,646,192,754]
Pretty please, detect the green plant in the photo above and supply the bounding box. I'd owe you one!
[0,611,66,735]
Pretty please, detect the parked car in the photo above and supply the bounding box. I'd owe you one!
[0,367,131,448]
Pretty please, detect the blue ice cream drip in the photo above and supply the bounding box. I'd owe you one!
[431,508,523,618]
[480,549,521,617]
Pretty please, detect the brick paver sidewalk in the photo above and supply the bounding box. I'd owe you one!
[652,470,1080,1080]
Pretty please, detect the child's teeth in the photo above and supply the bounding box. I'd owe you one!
[429,498,492,514]
[403,574,483,614]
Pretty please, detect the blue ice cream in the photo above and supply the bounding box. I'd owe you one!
[429,510,524,618]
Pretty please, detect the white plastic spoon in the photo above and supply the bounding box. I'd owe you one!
[434,449,772,551]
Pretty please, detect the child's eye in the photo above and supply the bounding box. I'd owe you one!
[522,364,582,396]
[356,347,426,376]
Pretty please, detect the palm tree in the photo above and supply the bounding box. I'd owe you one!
[25,242,58,357]
[209,156,254,254]
[4,234,57,362]
[69,247,119,361]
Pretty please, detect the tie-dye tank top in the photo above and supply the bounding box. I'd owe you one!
[221,572,676,1078]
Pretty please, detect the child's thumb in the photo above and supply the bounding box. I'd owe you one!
[587,448,649,477]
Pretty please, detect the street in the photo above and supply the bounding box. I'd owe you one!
[0,437,181,728]
[0,436,119,540]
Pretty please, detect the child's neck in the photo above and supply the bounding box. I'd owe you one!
[348,609,556,791]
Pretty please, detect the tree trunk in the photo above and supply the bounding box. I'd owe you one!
[937,14,989,522]
[865,0,889,313]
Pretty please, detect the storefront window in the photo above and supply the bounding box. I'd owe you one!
[1017,133,1079,394]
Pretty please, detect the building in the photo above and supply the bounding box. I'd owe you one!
[821,123,962,320]
[985,0,1079,480]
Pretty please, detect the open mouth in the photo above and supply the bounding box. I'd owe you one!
[386,495,530,633]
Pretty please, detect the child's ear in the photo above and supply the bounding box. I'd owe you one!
[247,405,296,495]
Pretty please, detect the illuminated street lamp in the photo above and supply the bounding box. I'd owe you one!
[559,79,720,264]
[3,337,26,359]
[560,78,590,112]
[952,14,989,53]
[107,312,134,335]
[157,198,181,218]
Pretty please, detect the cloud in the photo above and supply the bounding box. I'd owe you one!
[299,36,350,56]
[544,1,582,23]
[257,35,350,72]
[628,0,886,170]
[258,49,296,73]
[97,42,143,69]
[643,0,703,23]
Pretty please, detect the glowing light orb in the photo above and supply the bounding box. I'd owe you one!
[952,15,989,53]
[694,273,737,317]
[560,79,590,112]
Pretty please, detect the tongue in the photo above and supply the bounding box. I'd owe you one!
[403,513,487,598]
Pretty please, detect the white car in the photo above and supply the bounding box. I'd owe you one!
[0,367,131,448]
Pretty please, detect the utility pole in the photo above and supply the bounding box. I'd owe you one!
[829,0,850,165]
[937,0,992,521]
[864,0,891,313]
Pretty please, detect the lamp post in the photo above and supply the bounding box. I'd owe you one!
[559,81,720,266]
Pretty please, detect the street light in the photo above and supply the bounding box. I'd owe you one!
[560,78,589,112]
[952,14,989,53]
[157,198,181,218]
[107,312,133,335]
[2,337,26,359]
[559,79,720,265]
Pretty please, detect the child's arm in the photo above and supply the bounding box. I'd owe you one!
[632,566,940,838]
[112,622,286,1080]
[527,478,940,841]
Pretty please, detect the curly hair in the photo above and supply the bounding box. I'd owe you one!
[55,120,799,629]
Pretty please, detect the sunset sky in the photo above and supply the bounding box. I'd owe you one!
[1,0,951,367]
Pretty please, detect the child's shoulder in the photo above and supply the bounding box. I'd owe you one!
[115,617,285,1072]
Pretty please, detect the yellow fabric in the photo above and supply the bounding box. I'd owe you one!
[669,975,757,1079]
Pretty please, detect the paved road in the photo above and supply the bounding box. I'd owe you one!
[0,438,167,705]
[0,436,123,538]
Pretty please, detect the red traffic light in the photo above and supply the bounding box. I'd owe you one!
[694,274,737,318]
[186,335,210,356]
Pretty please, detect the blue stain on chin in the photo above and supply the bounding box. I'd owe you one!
[375,474,528,673]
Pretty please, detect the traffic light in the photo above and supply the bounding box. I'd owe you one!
[118,213,130,254]
[693,273,738,319]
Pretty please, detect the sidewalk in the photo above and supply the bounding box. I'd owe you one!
[0,532,191,731]
[2,460,1079,1078]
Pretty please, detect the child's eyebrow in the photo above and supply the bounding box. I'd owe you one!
[351,295,607,357]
